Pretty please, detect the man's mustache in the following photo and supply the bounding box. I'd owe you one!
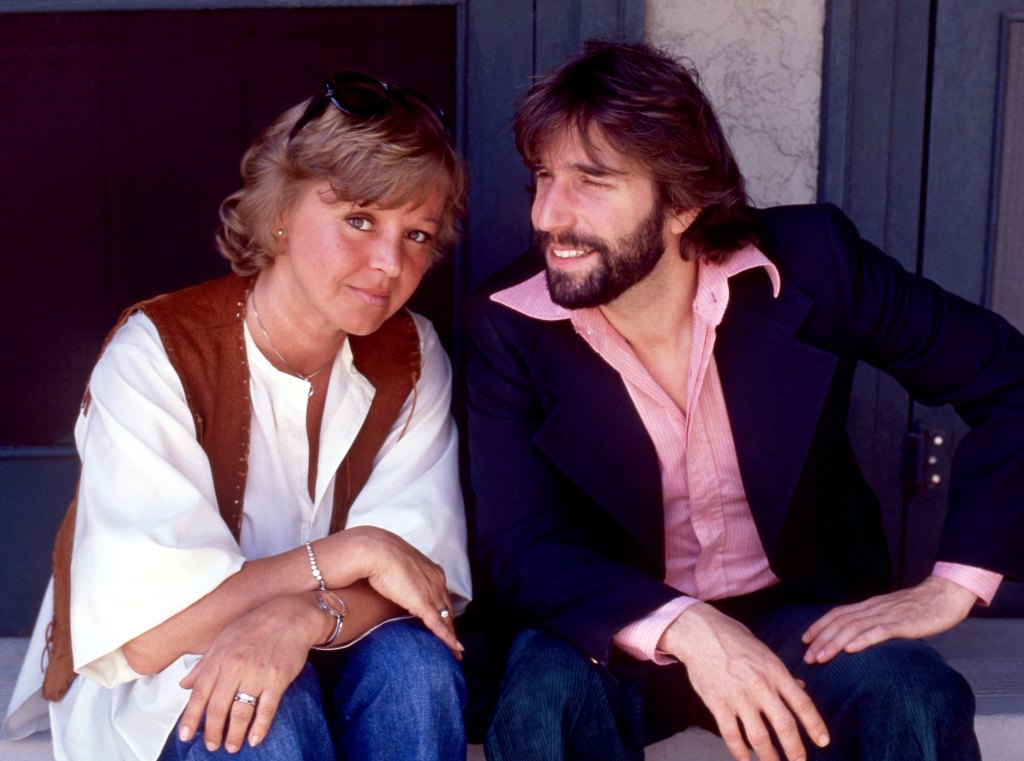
[536,229,608,256]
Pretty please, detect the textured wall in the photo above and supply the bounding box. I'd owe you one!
[646,0,825,206]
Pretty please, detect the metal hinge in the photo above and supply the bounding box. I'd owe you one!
[903,425,948,495]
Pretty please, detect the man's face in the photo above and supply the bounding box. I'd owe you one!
[530,128,674,309]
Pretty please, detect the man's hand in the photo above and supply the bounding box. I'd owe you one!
[801,575,976,664]
[660,603,830,761]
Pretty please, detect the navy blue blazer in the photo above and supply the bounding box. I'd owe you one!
[464,204,1024,666]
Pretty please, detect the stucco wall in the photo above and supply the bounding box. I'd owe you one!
[646,0,825,207]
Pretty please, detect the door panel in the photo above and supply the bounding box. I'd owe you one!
[990,16,1024,334]
[821,0,932,584]
[823,0,1024,612]
[912,0,1024,610]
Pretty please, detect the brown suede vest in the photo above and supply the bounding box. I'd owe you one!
[41,275,421,700]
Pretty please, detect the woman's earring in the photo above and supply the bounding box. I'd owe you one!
[275,228,285,238]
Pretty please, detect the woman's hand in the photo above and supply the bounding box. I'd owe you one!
[317,526,462,657]
[177,592,329,753]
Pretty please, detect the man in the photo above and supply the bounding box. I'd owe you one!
[463,41,1024,761]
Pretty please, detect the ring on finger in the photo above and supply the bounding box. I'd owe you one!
[439,607,451,620]
[234,691,258,707]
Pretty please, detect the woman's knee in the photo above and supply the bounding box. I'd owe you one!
[161,663,333,761]
[325,620,466,759]
[328,619,466,724]
[351,619,465,705]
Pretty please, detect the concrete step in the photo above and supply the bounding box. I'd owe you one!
[4,619,1022,760]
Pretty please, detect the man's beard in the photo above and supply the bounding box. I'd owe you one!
[540,202,667,309]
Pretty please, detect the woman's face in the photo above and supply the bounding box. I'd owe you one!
[270,181,441,338]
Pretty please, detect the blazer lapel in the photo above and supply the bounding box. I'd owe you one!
[513,266,838,569]
[529,322,666,567]
[716,271,837,559]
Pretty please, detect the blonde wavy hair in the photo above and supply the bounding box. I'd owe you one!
[217,87,467,275]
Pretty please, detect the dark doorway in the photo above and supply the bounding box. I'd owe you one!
[0,6,457,448]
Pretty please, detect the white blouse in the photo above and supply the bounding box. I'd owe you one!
[4,310,471,761]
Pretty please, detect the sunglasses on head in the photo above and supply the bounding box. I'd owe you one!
[288,71,451,140]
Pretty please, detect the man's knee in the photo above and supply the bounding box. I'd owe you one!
[488,630,644,761]
[816,639,979,760]
[842,639,974,718]
[500,629,608,712]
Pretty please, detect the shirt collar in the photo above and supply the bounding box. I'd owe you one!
[491,243,781,328]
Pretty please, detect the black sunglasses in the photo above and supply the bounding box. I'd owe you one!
[288,71,451,140]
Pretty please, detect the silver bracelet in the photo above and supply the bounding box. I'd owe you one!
[304,541,325,590]
[312,589,348,650]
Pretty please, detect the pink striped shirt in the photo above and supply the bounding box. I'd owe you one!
[493,245,1002,663]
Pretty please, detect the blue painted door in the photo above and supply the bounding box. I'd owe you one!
[822,0,1024,611]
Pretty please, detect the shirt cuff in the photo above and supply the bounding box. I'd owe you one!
[77,646,145,690]
[932,562,1003,606]
[613,596,700,664]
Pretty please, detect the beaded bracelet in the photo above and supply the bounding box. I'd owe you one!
[304,541,325,590]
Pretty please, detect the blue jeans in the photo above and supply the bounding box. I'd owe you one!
[160,619,466,761]
[485,589,980,761]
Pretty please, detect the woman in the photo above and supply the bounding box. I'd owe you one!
[4,71,471,760]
